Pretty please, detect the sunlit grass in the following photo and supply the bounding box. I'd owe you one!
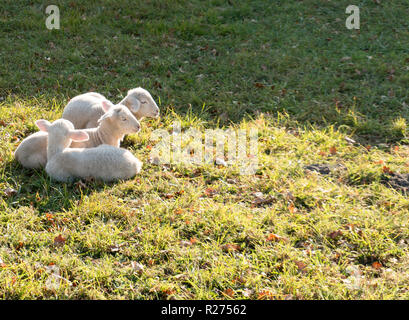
[1,0,409,299]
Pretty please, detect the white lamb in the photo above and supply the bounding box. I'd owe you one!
[14,131,49,169]
[36,118,142,182]
[62,87,160,129]
[14,101,141,169]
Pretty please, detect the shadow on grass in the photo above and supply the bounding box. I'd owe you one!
[2,159,121,214]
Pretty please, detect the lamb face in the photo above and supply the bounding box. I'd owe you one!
[36,119,89,159]
[98,103,141,136]
[113,106,142,135]
[15,118,92,169]
[122,87,160,120]
[39,119,76,150]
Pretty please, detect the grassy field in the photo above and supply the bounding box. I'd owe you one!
[1,0,409,299]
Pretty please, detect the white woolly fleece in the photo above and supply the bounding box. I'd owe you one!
[14,104,141,169]
[36,118,142,182]
[62,87,159,129]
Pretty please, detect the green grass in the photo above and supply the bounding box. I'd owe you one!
[1,0,409,299]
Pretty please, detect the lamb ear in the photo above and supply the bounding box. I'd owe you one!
[35,119,51,132]
[97,110,114,123]
[126,96,141,113]
[101,100,114,112]
[69,130,89,142]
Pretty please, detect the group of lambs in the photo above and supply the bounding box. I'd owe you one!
[14,88,160,182]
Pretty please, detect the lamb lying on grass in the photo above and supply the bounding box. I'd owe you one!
[70,101,141,148]
[14,131,48,169]
[36,119,142,182]
[62,87,160,129]
[14,101,141,169]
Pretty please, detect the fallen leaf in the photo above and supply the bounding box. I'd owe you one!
[45,213,54,223]
[162,288,176,296]
[223,288,235,298]
[15,241,24,251]
[204,188,217,197]
[288,203,297,214]
[343,224,357,231]
[295,261,308,273]
[221,243,241,252]
[53,235,66,246]
[382,166,393,174]
[372,261,383,270]
[267,233,288,242]
[252,192,275,206]
[329,146,337,155]
[258,289,275,300]
[232,276,245,284]
[328,230,343,240]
